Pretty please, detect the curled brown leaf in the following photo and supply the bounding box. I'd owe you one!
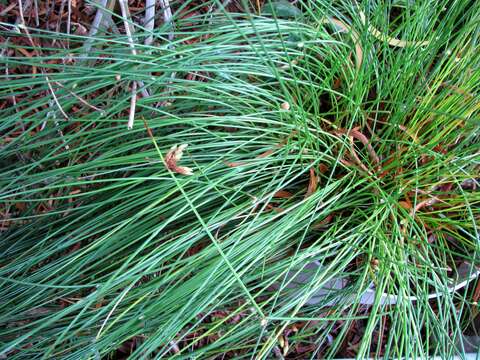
[164,144,193,176]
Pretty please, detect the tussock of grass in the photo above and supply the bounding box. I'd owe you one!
[0,0,479,358]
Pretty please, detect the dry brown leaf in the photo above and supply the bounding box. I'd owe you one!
[398,200,412,210]
[335,127,380,174]
[312,214,333,229]
[265,204,285,213]
[305,167,318,197]
[164,144,193,176]
[318,163,328,173]
[15,202,26,211]
[273,190,293,199]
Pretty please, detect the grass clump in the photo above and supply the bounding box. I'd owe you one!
[0,0,479,358]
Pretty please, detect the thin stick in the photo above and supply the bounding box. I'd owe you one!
[32,0,38,25]
[118,0,149,100]
[53,81,104,112]
[45,77,69,119]
[118,0,137,56]
[144,0,156,47]
[127,81,137,129]
[152,0,176,108]
[141,0,157,99]
[15,0,31,26]
[0,3,16,17]
[67,0,71,42]
[81,0,108,59]
[119,0,144,129]
[159,0,173,41]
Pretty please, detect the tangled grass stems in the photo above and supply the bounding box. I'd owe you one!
[0,0,479,358]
